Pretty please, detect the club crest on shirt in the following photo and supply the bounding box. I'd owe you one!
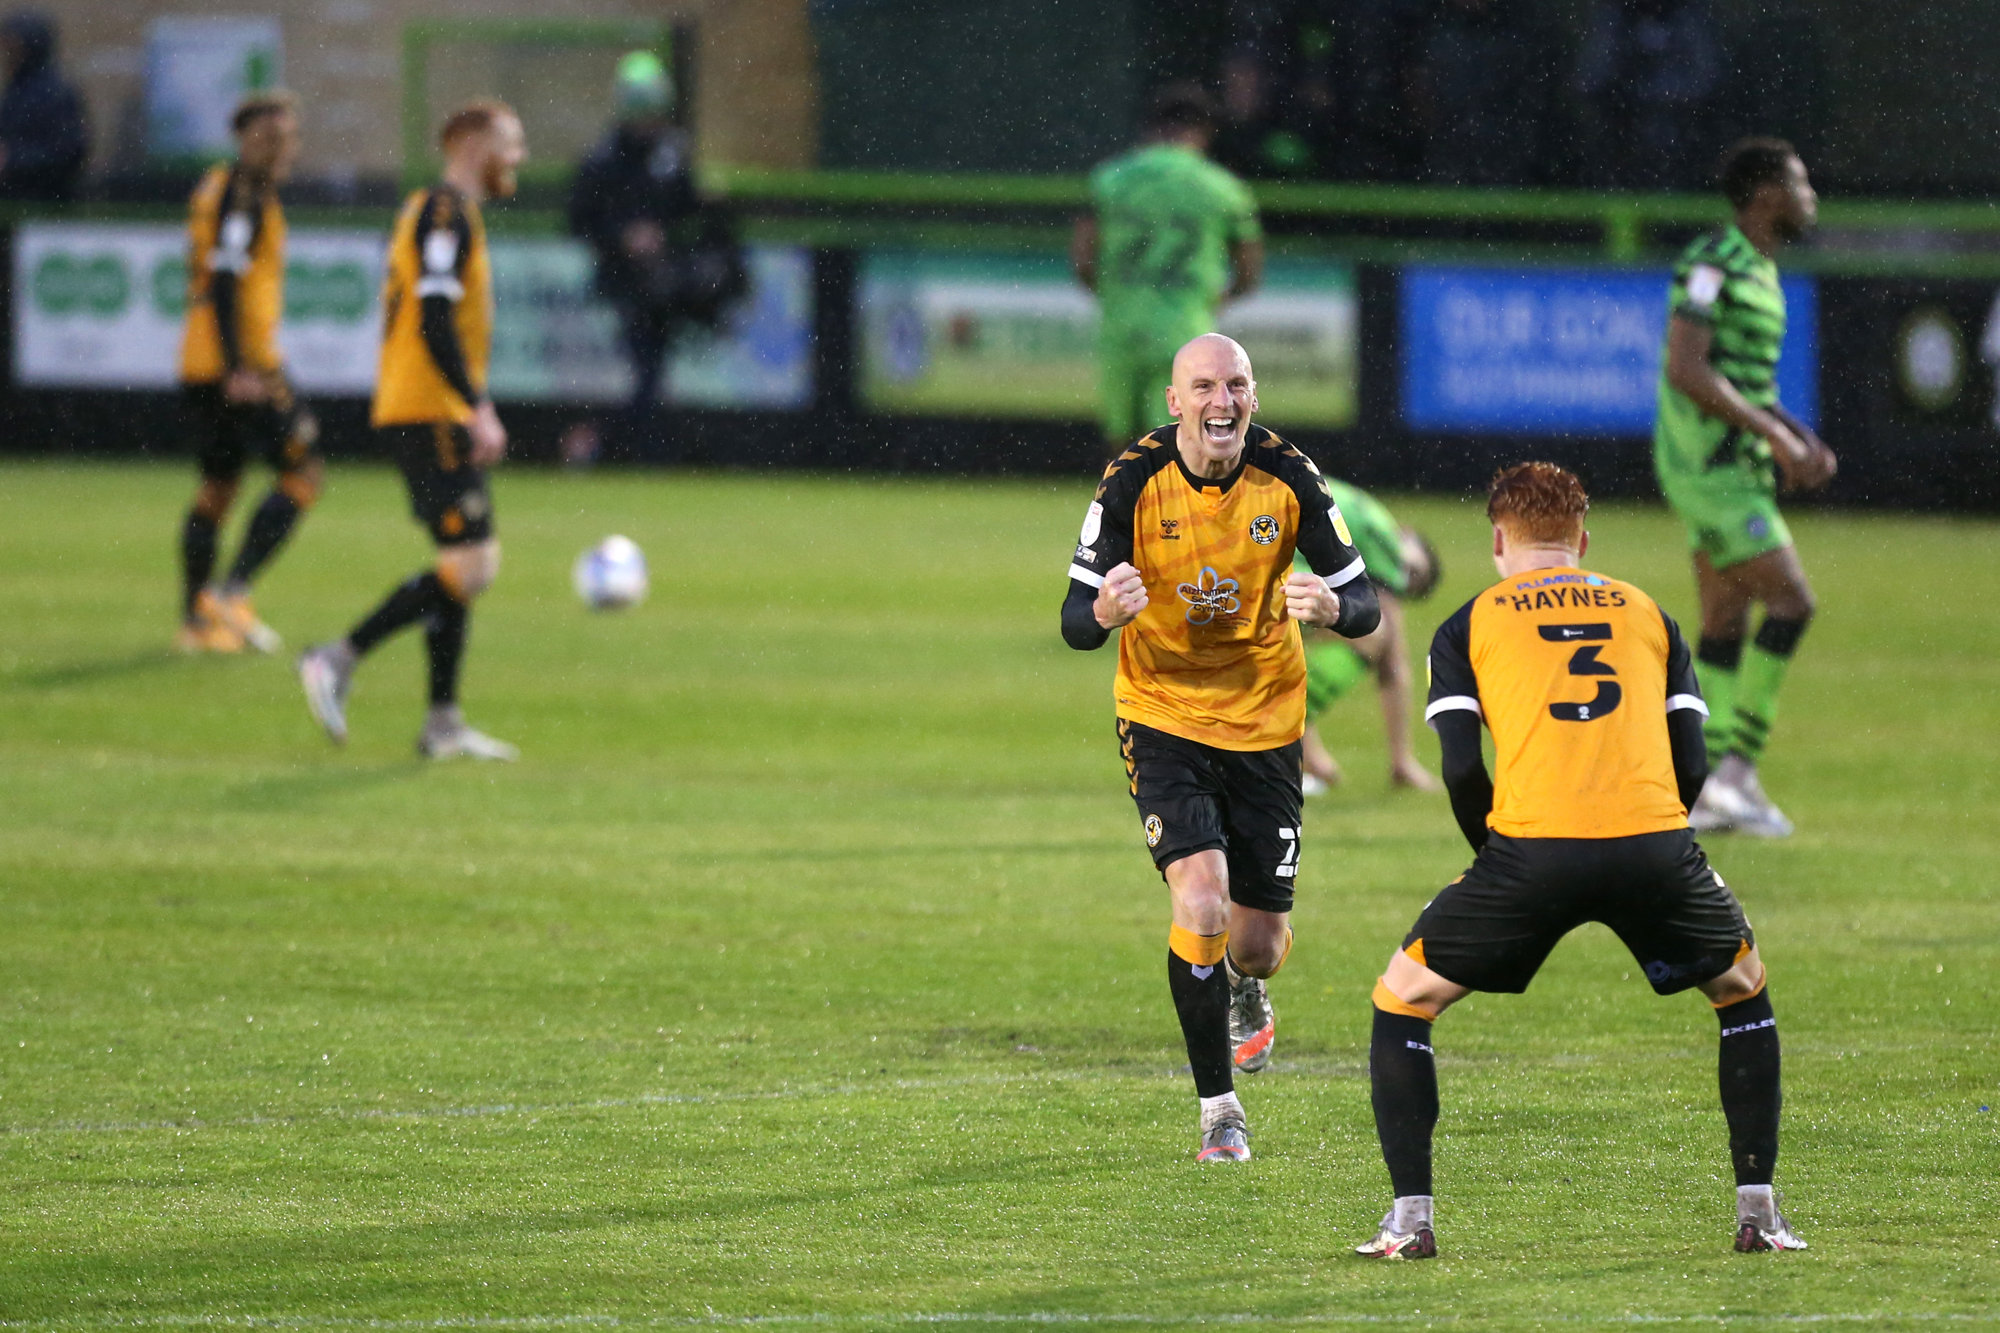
[1249,514,1279,545]
[1176,567,1241,625]
[1144,814,1163,847]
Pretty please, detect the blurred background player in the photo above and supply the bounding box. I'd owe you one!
[1358,462,1799,1260]
[566,50,744,463]
[298,101,525,761]
[173,90,321,655]
[1295,480,1444,795]
[0,10,88,202]
[1061,334,1378,1160]
[1073,85,1262,455]
[1655,137,1835,838]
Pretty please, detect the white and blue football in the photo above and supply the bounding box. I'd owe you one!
[573,535,649,610]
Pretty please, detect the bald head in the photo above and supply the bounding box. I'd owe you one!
[1172,333,1252,385]
[1166,333,1259,477]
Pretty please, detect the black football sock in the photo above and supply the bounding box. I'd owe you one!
[1716,990,1781,1187]
[181,511,219,618]
[1370,1006,1440,1199]
[1167,927,1233,1100]
[425,594,468,707]
[347,572,447,657]
[224,489,303,588]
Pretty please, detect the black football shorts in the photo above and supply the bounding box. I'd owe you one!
[384,422,494,546]
[1404,828,1753,996]
[185,381,317,482]
[1118,719,1304,915]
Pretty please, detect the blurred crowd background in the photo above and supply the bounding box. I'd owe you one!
[5,0,1995,203]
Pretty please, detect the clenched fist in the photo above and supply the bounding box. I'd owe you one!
[1282,571,1341,627]
[1094,562,1148,629]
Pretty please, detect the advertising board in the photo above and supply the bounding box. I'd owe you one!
[14,223,812,410]
[859,252,1358,427]
[1400,265,1818,435]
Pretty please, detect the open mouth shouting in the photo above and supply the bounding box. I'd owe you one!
[1202,415,1239,446]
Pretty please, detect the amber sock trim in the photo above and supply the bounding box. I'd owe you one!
[1169,924,1228,967]
[1372,978,1438,1022]
[1265,928,1295,977]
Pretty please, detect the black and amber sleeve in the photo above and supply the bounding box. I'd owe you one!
[1661,607,1709,812]
[1424,598,1492,850]
[1061,458,1141,651]
[411,192,481,405]
[207,177,262,372]
[1284,449,1379,638]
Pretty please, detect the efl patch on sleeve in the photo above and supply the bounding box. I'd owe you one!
[1685,264,1725,309]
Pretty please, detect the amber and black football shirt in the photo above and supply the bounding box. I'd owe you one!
[1425,567,1707,839]
[374,185,492,427]
[1066,425,1369,751]
[179,164,286,384]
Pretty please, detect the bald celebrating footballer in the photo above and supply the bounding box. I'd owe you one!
[1062,334,1379,1162]
[1353,462,1801,1261]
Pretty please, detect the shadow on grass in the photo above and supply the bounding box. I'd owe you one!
[221,761,427,812]
[5,648,181,691]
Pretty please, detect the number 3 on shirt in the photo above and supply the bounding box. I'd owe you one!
[1539,623,1622,722]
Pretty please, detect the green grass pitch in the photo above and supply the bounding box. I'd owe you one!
[1,460,1996,1328]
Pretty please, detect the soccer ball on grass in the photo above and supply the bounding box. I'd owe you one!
[573,535,649,610]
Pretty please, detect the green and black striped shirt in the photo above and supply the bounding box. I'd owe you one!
[1655,224,1786,471]
[1666,224,1785,406]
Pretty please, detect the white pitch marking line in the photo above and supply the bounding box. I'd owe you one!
[0,1312,1992,1329]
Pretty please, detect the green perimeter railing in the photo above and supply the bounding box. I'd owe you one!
[11,168,2000,278]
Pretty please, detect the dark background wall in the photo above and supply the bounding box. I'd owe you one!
[812,0,2000,198]
[811,0,1142,175]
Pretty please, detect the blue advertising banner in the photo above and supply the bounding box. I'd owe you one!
[1400,266,1818,435]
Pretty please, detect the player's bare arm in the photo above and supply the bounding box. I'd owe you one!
[1226,237,1263,301]
[1070,215,1099,292]
[1665,316,1830,491]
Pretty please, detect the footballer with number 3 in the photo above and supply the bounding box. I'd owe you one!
[1061,333,1379,1163]
[1354,462,1802,1260]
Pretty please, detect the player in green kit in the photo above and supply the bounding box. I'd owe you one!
[1296,480,1444,796]
[1072,85,1262,454]
[1655,138,1836,838]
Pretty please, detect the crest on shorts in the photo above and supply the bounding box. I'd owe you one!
[1746,513,1770,539]
[1144,814,1163,847]
[1176,566,1241,625]
[1250,514,1280,545]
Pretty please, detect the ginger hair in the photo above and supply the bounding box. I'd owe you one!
[1486,461,1589,546]
[439,99,516,150]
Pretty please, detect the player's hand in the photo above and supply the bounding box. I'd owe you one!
[223,369,270,404]
[1762,417,1833,492]
[468,399,508,466]
[1283,571,1340,628]
[1094,562,1148,629]
[1796,434,1838,490]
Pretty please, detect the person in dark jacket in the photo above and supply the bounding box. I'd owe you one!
[0,10,88,201]
[567,50,741,462]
